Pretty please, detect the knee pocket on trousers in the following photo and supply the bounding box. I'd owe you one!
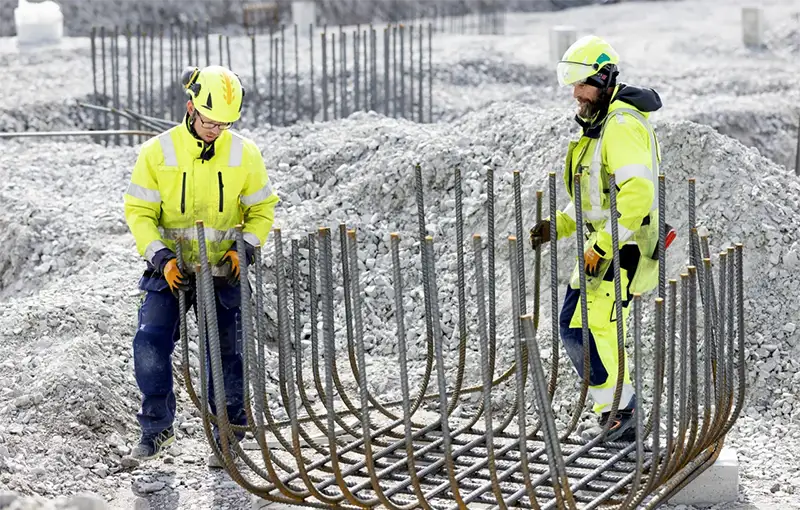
[569,280,624,331]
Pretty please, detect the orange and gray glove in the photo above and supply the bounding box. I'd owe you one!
[163,258,190,294]
[529,220,551,250]
[218,243,255,285]
[218,250,241,285]
[584,245,606,277]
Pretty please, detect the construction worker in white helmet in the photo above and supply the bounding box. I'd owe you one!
[530,35,675,442]
[123,65,279,466]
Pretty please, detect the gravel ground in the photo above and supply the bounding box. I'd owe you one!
[1,0,800,509]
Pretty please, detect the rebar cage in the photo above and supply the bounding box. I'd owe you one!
[174,165,745,509]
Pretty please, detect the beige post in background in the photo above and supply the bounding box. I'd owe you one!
[741,7,764,48]
[550,25,577,65]
[292,1,317,29]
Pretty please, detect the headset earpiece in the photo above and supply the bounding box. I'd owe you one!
[181,66,201,98]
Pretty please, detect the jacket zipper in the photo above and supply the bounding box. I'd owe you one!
[217,171,224,212]
[180,172,186,214]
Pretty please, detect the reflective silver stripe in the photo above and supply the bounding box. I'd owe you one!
[587,108,660,221]
[159,133,178,166]
[584,207,610,222]
[125,182,161,203]
[160,226,237,243]
[179,263,231,277]
[228,133,244,167]
[604,220,636,244]
[243,232,261,247]
[588,157,603,214]
[241,181,274,206]
[609,107,659,211]
[145,240,168,264]
[614,163,652,183]
[590,383,635,411]
[561,201,576,220]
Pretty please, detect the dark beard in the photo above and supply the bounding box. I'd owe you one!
[577,88,612,121]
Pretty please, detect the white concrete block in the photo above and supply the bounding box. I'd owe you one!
[550,25,577,65]
[14,0,64,49]
[668,446,739,505]
[742,7,764,48]
[291,1,317,29]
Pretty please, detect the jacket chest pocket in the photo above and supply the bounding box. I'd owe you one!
[156,165,187,215]
[213,168,247,218]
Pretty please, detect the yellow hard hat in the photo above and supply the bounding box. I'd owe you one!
[556,35,620,87]
[181,65,245,123]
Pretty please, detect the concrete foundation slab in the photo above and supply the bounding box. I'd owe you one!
[668,446,739,506]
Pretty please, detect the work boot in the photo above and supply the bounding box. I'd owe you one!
[130,426,175,461]
[580,407,636,443]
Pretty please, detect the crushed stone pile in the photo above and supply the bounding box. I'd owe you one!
[1,99,800,507]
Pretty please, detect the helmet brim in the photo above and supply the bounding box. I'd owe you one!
[556,61,598,87]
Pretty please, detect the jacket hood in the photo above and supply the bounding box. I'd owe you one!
[576,83,662,137]
[610,84,662,115]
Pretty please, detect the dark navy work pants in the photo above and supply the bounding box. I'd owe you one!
[132,276,246,441]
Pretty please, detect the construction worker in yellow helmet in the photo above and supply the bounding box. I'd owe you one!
[530,35,675,442]
[123,65,279,466]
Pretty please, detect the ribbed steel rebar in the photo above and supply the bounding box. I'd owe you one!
[175,171,745,510]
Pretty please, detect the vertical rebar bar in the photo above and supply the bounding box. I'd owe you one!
[449,166,467,413]
[226,35,232,69]
[126,25,133,145]
[689,178,697,268]
[91,27,99,139]
[424,236,466,507]
[418,24,423,123]
[604,173,626,432]
[332,32,338,119]
[341,30,348,118]
[371,27,377,112]
[310,24,315,122]
[390,233,429,509]
[658,174,666,300]
[295,23,300,123]
[251,35,258,124]
[506,234,542,510]
[101,26,108,142]
[148,29,154,119]
[321,30,328,122]
[414,164,435,405]
[548,172,560,397]
[384,27,390,116]
[400,24,405,118]
[562,173,591,438]
[513,171,527,314]
[354,29,360,114]
[205,21,210,66]
[281,25,286,125]
[363,28,369,111]
[521,315,576,509]
[113,26,120,145]
[392,25,398,118]
[487,166,497,386]
[136,25,142,113]
[428,23,432,123]
[410,25,415,121]
[480,233,505,509]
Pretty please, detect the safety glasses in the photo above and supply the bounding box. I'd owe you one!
[195,111,232,131]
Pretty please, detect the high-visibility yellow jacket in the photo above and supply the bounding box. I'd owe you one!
[124,121,279,276]
[555,84,663,293]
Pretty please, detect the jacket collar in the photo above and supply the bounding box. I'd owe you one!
[178,113,229,162]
